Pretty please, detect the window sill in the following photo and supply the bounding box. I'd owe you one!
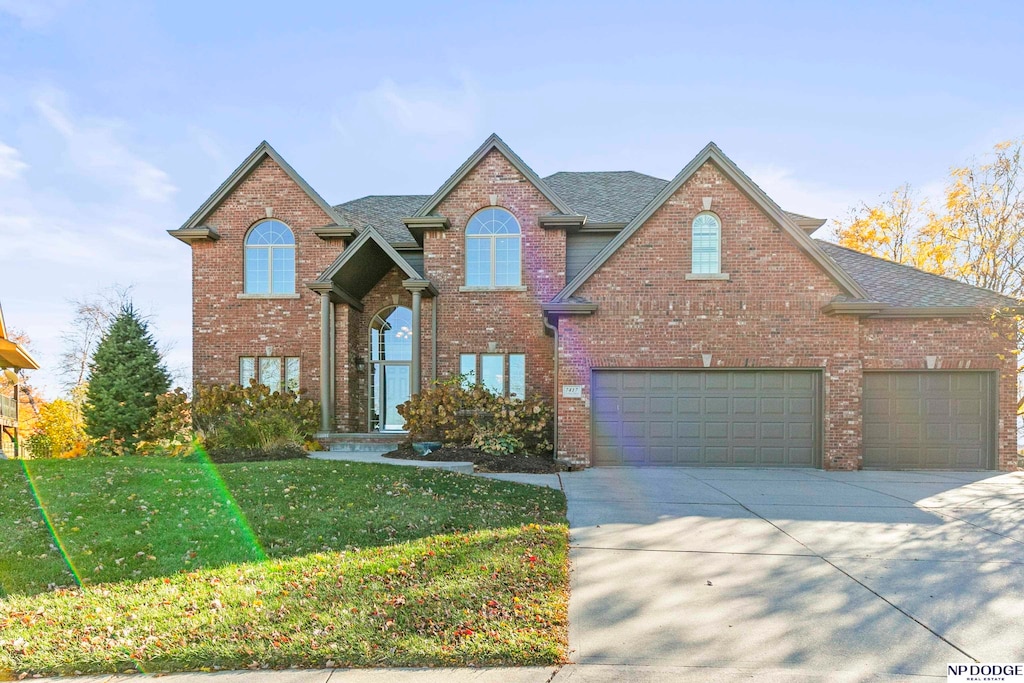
[458,285,528,292]
[236,293,301,299]
[685,273,730,281]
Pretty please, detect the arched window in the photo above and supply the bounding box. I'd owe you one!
[370,306,413,362]
[691,212,721,274]
[245,220,295,294]
[465,207,521,287]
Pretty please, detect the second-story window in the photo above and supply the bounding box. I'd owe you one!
[245,220,295,294]
[465,207,521,287]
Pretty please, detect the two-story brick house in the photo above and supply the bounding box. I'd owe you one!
[170,134,1020,471]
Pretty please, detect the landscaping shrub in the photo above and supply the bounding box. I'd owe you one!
[192,382,319,455]
[399,376,552,455]
[136,388,194,456]
[197,443,308,463]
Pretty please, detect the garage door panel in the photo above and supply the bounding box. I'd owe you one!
[706,397,729,414]
[592,370,820,467]
[863,371,993,470]
[705,374,730,390]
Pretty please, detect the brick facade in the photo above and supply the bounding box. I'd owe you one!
[182,144,1018,471]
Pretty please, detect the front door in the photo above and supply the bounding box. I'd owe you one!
[369,306,412,432]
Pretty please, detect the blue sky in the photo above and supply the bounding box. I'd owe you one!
[2,0,1023,396]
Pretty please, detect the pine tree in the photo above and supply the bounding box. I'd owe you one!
[83,304,171,443]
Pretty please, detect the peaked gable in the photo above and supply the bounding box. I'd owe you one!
[555,142,869,301]
[173,141,347,234]
[413,133,576,218]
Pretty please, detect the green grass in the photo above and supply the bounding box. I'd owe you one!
[0,456,568,676]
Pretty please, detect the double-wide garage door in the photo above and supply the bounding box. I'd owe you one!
[591,369,996,469]
[862,371,995,470]
[592,370,821,467]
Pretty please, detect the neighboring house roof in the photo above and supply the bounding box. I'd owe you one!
[333,195,429,246]
[815,241,1019,309]
[170,141,349,241]
[554,142,870,302]
[412,133,577,218]
[0,302,40,371]
[543,171,668,224]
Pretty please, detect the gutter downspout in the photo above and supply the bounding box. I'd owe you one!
[431,297,438,381]
[542,314,558,459]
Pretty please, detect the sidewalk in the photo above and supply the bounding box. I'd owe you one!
[27,664,939,682]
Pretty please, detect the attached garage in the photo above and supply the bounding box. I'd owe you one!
[862,371,996,470]
[591,370,821,467]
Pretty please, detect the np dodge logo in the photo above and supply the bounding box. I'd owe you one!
[948,663,1024,682]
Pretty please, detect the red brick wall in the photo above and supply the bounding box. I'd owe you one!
[422,149,563,400]
[190,157,340,401]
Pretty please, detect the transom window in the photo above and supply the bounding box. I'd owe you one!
[465,208,522,287]
[245,220,295,294]
[691,212,721,274]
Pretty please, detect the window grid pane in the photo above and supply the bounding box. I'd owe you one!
[466,238,491,286]
[481,354,504,395]
[259,357,282,394]
[271,246,295,294]
[240,357,256,387]
[284,357,300,393]
[245,247,270,293]
[493,237,521,286]
[460,354,477,388]
[509,354,526,398]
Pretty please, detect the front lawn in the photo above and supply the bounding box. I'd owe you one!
[0,456,568,675]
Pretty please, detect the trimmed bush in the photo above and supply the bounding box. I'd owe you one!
[192,382,319,454]
[398,377,552,455]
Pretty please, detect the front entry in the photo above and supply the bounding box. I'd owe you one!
[369,305,412,432]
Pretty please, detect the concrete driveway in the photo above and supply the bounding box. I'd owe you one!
[564,467,1024,680]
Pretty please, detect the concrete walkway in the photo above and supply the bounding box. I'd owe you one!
[308,450,474,474]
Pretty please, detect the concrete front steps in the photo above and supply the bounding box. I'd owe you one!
[309,433,474,474]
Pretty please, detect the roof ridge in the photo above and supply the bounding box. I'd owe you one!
[815,239,1019,302]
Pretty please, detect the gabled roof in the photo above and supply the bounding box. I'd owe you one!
[412,133,576,218]
[815,241,1019,309]
[334,195,428,245]
[543,171,668,224]
[0,302,40,370]
[554,142,869,302]
[313,226,425,305]
[174,141,348,233]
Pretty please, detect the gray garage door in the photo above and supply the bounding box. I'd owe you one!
[592,370,821,467]
[862,372,995,470]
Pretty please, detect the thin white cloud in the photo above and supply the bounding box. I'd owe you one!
[744,164,869,240]
[0,0,73,28]
[334,76,482,140]
[0,142,28,180]
[33,88,178,202]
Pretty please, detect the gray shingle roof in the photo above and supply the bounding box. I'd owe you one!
[815,240,1017,308]
[543,171,668,223]
[332,195,428,245]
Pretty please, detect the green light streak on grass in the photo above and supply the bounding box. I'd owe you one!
[188,444,267,562]
[19,459,82,590]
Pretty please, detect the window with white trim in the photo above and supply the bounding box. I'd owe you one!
[459,353,526,397]
[465,208,522,287]
[245,220,296,294]
[240,356,300,394]
[691,212,721,274]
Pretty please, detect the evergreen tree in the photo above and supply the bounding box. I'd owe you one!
[83,304,171,443]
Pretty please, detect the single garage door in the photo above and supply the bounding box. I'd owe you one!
[592,370,821,467]
[862,371,995,470]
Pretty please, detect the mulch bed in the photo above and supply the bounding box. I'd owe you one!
[383,445,570,473]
